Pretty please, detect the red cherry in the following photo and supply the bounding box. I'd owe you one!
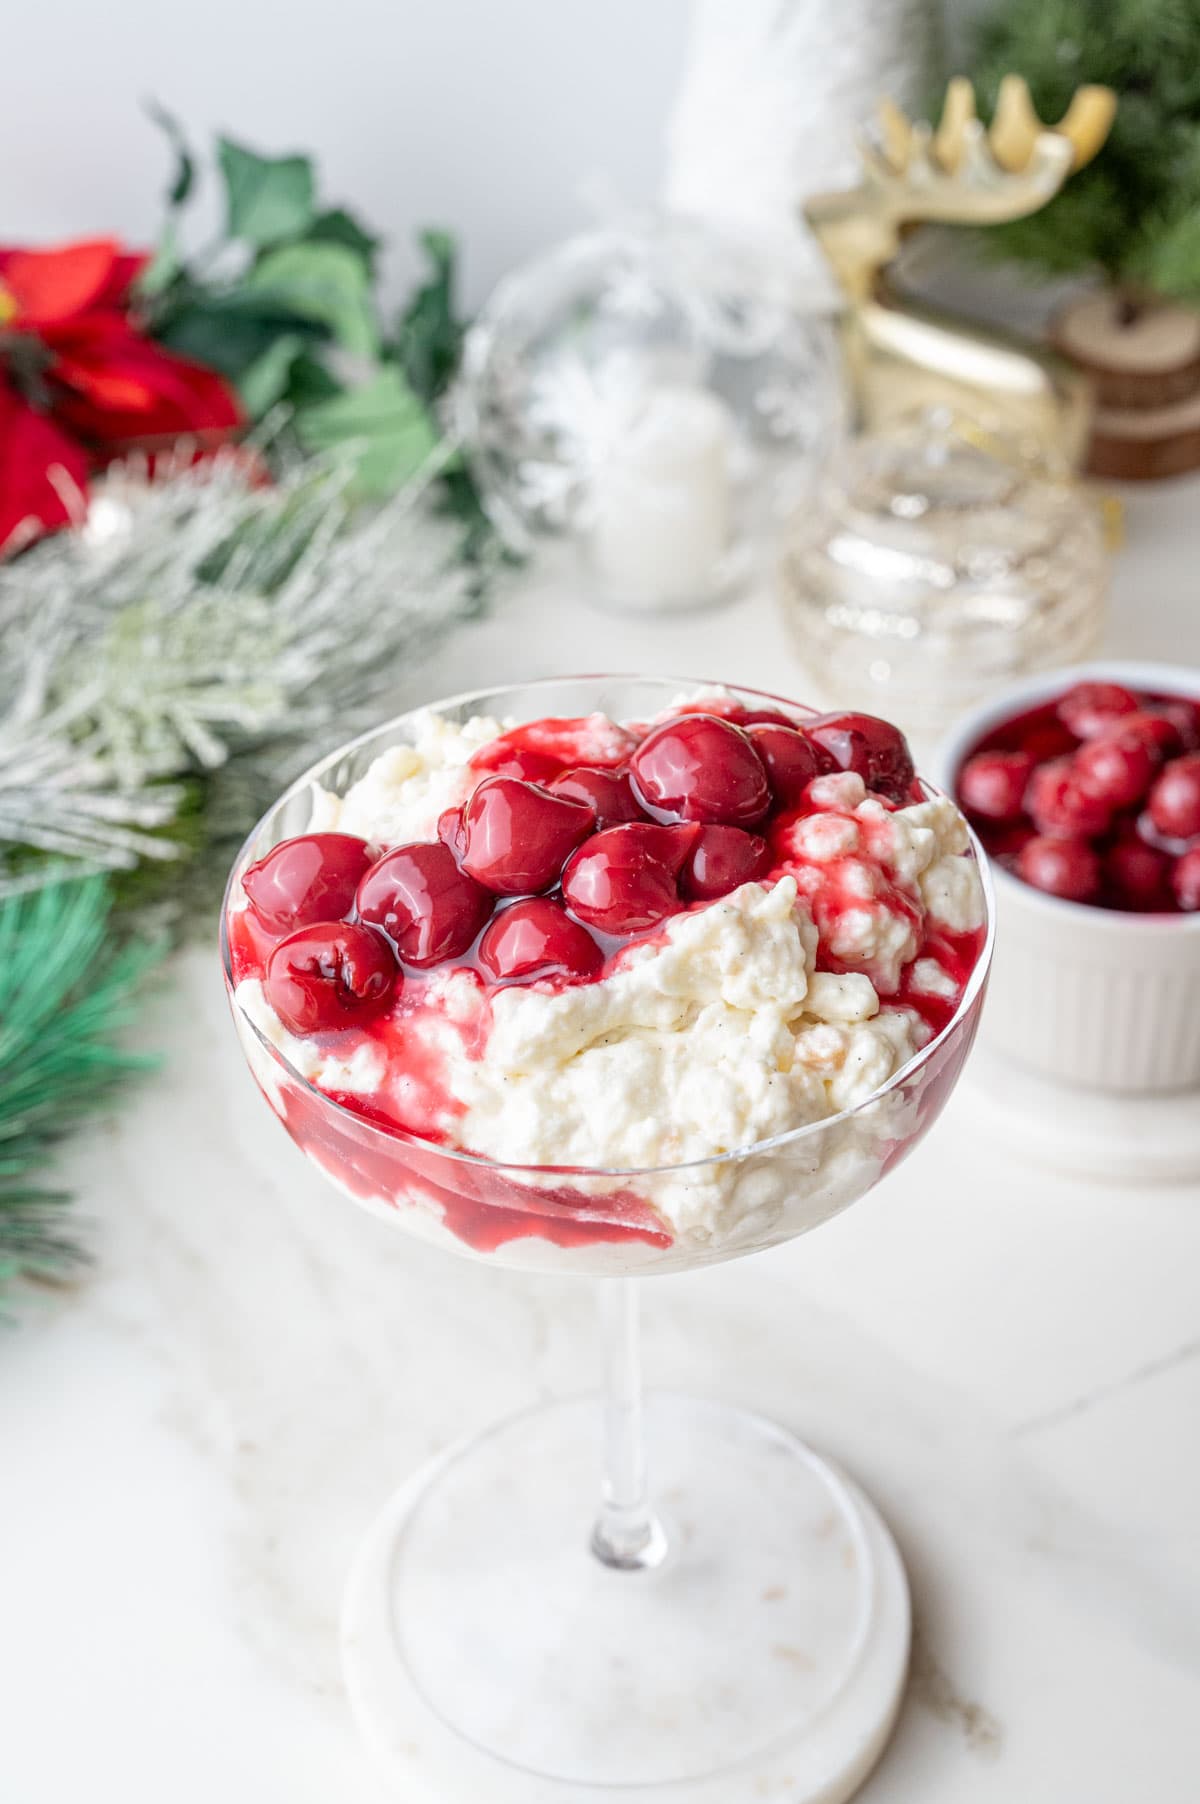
[1074,730,1156,809]
[562,822,699,934]
[1056,681,1140,740]
[1148,753,1200,841]
[437,805,467,860]
[748,724,829,805]
[807,712,915,803]
[548,766,644,828]
[478,898,602,982]
[680,826,771,900]
[265,922,397,1035]
[674,700,794,727]
[1015,836,1100,903]
[1172,846,1200,911]
[467,747,563,785]
[1104,838,1172,911]
[1119,711,1183,759]
[630,714,770,826]
[243,833,374,934]
[957,750,1035,824]
[1026,759,1111,838]
[1012,715,1079,762]
[472,717,637,772]
[733,708,805,728]
[990,822,1037,863]
[459,777,594,896]
[1154,699,1200,752]
[355,842,493,967]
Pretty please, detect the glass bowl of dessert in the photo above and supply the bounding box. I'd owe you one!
[221,676,993,1804]
[943,662,1200,1094]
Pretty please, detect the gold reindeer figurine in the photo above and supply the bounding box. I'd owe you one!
[805,76,1117,468]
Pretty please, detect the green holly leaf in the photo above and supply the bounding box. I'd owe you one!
[294,367,439,496]
[237,331,308,417]
[154,293,324,383]
[246,242,378,357]
[307,207,381,272]
[217,137,315,247]
[146,100,196,209]
[284,350,343,409]
[391,227,463,406]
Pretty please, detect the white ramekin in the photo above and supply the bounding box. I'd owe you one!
[938,661,1200,1094]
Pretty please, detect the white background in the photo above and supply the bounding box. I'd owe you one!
[2,0,695,310]
[1,1,986,312]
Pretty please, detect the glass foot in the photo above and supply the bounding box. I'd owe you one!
[342,1395,909,1802]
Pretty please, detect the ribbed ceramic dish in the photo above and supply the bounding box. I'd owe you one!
[938,661,1200,1094]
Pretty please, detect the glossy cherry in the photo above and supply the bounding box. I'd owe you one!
[680,826,771,901]
[1026,759,1112,838]
[1104,838,1172,910]
[466,746,562,785]
[478,898,603,982]
[1119,711,1184,759]
[1056,681,1140,741]
[437,804,467,860]
[1155,699,1200,752]
[747,724,828,806]
[561,822,699,934]
[548,766,644,828]
[471,716,637,772]
[243,833,374,934]
[1074,730,1157,809]
[1015,835,1100,903]
[957,750,1035,823]
[1173,845,1200,911]
[1016,717,1080,763]
[807,712,915,803]
[629,714,770,826]
[265,922,397,1035]
[355,842,493,967]
[459,777,594,895]
[1147,753,1200,841]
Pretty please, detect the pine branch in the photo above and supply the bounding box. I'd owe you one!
[0,876,161,1299]
[964,0,1200,294]
[0,448,491,922]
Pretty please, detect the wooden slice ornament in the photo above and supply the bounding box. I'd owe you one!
[1051,293,1200,480]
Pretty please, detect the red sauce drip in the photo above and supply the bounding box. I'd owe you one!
[277,1079,672,1252]
[228,905,279,983]
[897,924,988,1038]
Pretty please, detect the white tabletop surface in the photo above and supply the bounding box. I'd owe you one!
[4,479,1200,1803]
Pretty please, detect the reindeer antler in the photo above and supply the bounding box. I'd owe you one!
[806,77,1117,298]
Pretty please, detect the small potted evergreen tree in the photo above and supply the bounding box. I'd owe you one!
[968,0,1200,478]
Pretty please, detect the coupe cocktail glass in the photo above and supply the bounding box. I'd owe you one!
[222,677,993,1804]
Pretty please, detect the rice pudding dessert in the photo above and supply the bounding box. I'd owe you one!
[227,689,987,1270]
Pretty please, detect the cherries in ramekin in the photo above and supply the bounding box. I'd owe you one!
[956,678,1200,912]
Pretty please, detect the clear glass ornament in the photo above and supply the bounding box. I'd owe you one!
[778,410,1110,733]
[456,214,844,614]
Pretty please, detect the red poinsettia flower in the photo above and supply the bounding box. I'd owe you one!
[0,237,242,553]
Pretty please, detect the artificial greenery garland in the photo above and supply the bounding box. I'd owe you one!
[0,879,159,1296]
[0,448,491,1300]
[0,110,507,1305]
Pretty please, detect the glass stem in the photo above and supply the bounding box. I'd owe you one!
[590,1278,667,1571]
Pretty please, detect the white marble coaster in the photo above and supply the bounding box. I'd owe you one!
[341,1394,910,1804]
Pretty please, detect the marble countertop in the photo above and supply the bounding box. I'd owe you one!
[4,480,1200,1803]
